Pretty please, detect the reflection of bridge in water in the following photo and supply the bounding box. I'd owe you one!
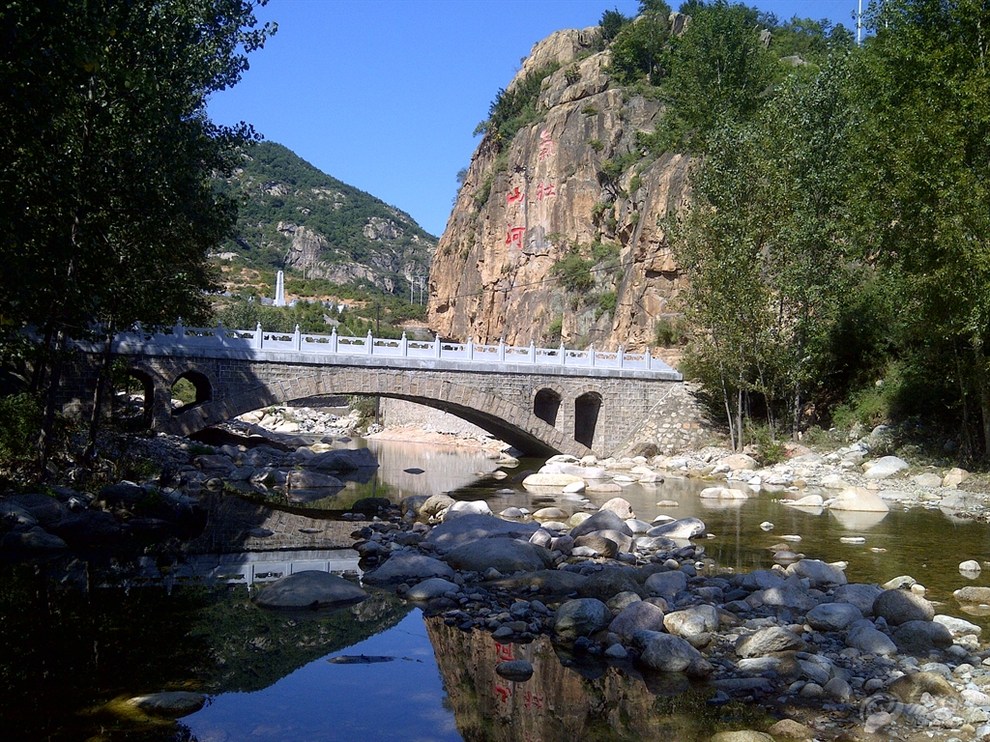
[65,324,686,457]
[121,549,361,588]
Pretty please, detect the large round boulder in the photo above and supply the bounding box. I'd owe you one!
[442,538,553,574]
[873,589,935,625]
[253,570,368,609]
[554,598,611,640]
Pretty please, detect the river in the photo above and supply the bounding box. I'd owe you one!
[2,438,989,740]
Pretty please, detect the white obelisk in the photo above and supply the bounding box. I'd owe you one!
[274,270,286,307]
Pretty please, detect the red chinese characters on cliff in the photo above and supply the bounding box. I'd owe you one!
[535,181,556,201]
[538,130,556,162]
[505,226,526,249]
[506,186,524,205]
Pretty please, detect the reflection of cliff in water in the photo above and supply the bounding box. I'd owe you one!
[425,618,757,742]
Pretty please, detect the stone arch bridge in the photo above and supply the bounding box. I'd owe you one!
[65,325,684,458]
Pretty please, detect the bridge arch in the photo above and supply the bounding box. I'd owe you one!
[533,386,562,427]
[574,389,603,448]
[170,369,214,415]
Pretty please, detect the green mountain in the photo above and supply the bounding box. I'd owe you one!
[218,141,436,298]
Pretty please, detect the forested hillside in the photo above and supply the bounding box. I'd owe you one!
[217,140,436,299]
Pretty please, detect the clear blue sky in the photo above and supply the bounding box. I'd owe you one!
[208,0,861,238]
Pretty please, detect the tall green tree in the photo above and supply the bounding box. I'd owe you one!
[661,0,776,151]
[851,0,990,459]
[0,0,273,469]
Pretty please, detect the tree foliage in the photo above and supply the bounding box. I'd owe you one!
[0,0,272,469]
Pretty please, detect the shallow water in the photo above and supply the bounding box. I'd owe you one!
[3,440,990,740]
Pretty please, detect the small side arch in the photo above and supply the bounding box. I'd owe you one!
[170,370,213,415]
[113,366,155,430]
[574,390,603,448]
[533,387,562,427]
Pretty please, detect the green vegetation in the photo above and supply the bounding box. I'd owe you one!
[550,254,595,293]
[475,62,561,147]
[0,0,272,474]
[218,140,434,296]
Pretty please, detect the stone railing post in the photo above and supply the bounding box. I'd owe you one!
[434,334,442,359]
[645,348,652,370]
[529,340,536,363]
[498,338,505,362]
[292,324,302,351]
[254,322,263,349]
[366,330,374,355]
[559,341,566,366]
[174,320,186,338]
[330,327,338,353]
[399,331,408,356]
[589,344,596,367]
[467,337,474,361]
[617,345,625,368]
[215,324,226,346]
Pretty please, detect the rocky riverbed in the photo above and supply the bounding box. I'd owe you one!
[4,407,990,740]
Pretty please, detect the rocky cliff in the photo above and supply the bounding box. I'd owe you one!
[427,27,691,355]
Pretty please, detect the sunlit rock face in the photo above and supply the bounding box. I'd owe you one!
[428,25,691,356]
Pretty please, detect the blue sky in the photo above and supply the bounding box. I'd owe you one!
[208,0,861,238]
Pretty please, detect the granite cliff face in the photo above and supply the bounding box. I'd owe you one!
[428,27,691,354]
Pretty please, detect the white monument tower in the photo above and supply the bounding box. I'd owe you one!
[274,270,286,307]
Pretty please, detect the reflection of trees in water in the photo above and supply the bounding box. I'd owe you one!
[0,560,408,739]
[424,617,768,741]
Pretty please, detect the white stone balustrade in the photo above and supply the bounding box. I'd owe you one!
[111,323,682,380]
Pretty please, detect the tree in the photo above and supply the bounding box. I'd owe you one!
[661,0,776,151]
[850,0,990,459]
[667,56,861,445]
[0,0,273,470]
[599,8,629,43]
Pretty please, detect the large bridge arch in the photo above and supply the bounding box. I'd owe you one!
[149,361,590,457]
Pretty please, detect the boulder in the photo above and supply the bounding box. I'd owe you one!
[954,586,990,604]
[570,509,632,539]
[404,577,460,601]
[833,583,882,616]
[735,626,805,657]
[443,538,553,574]
[644,570,687,600]
[126,691,207,717]
[634,630,712,677]
[609,600,666,642]
[423,514,540,551]
[846,623,897,655]
[892,620,954,654]
[646,517,705,540]
[496,660,534,682]
[828,487,889,512]
[554,598,611,640]
[663,604,719,647]
[806,602,863,632]
[444,500,493,518]
[522,472,584,490]
[598,497,635,519]
[253,570,367,609]
[699,486,749,500]
[863,455,909,479]
[362,551,456,585]
[873,589,935,625]
[786,558,847,587]
[305,448,378,472]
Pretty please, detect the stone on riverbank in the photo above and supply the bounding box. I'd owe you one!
[443,538,553,574]
[126,691,207,717]
[828,487,889,512]
[362,551,456,585]
[634,630,712,677]
[554,598,612,639]
[873,588,935,625]
[253,570,367,610]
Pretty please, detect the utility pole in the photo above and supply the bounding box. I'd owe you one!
[857,0,863,45]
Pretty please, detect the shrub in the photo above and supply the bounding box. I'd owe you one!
[551,254,595,293]
[0,392,40,468]
[654,316,689,346]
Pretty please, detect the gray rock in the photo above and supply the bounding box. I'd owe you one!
[846,623,897,655]
[404,577,460,601]
[423,514,540,552]
[253,570,367,609]
[570,509,632,539]
[287,469,344,490]
[573,533,618,558]
[786,559,847,587]
[873,589,935,625]
[304,448,378,472]
[577,566,643,602]
[0,526,69,552]
[663,604,719,647]
[634,630,712,677]
[893,620,954,654]
[646,517,705,540]
[489,569,587,596]
[418,494,456,519]
[496,660,534,682]
[806,602,864,632]
[609,600,666,642]
[833,583,882,616]
[735,626,805,658]
[362,551,456,585]
[598,496,635,519]
[933,614,981,639]
[443,538,553,574]
[644,570,688,600]
[864,455,909,479]
[554,598,612,640]
[953,586,990,604]
[127,691,207,717]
